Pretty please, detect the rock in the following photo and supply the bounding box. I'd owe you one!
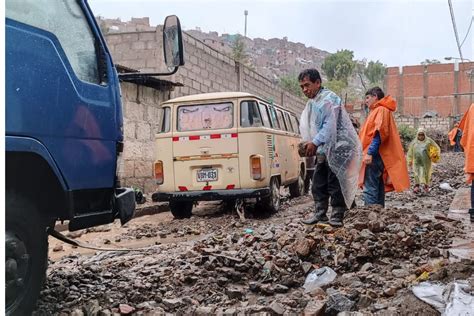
[326,292,355,315]
[84,299,101,315]
[269,301,286,315]
[359,263,373,272]
[162,298,182,309]
[66,230,84,239]
[260,284,275,295]
[373,303,387,311]
[356,295,374,309]
[136,301,157,310]
[249,281,260,292]
[294,238,313,257]
[337,312,364,316]
[118,304,135,315]
[225,287,245,300]
[428,247,440,257]
[383,287,397,297]
[302,262,313,274]
[303,297,327,316]
[52,245,64,252]
[308,286,326,297]
[223,308,237,315]
[70,309,84,316]
[195,306,216,315]
[98,310,112,316]
[359,229,375,239]
[274,284,289,293]
[392,268,409,278]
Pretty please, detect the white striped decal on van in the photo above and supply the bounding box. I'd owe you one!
[172,133,238,142]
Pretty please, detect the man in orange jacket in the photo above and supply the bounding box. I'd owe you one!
[448,122,462,152]
[458,104,474,222]
[359,87,410,206]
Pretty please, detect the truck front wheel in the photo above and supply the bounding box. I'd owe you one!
[6,191,48,316]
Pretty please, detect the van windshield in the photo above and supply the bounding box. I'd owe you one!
[177,102,233,132]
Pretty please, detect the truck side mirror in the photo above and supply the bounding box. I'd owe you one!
[163,15,185,69]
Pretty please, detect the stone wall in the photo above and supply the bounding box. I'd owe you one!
[395,116,453,132]
[104,29,306,114]
[118,82,171,194]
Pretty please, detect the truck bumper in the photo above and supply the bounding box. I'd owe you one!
[152,188,270,202]
[114,187,136,225]
[68,187,136,231]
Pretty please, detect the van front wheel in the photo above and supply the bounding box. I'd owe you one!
[262,177,280,212]
[169,200,193,219]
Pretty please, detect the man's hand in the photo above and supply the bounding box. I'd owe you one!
[305,142,317,157]
[364,154,373,165]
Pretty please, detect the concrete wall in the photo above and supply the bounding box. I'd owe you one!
[385,63,474,117]
[395,116,453,132]
[105,30,306,114]
[118,82,171,194]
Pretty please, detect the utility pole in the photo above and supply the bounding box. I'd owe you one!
[244,10,248,37]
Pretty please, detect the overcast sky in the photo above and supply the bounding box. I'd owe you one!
[90,0,474,67]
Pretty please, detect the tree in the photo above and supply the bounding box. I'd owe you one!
[364,60,386,86]
[324,80,347,96]
[279,74,304,98]
[321,49,356,85]
[231,35,248,64]
[421,59,441,65]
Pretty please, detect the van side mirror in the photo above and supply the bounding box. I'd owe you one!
[163,15,185,69]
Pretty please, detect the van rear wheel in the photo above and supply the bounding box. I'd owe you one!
[262,177,280,212]
[289,171,305,198]
[169,200,193,219]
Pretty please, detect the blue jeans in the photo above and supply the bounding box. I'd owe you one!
[363,153,385,207]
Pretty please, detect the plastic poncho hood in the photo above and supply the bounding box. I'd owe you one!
[300,88,362,208]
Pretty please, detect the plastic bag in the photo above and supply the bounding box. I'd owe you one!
[412,281,474,315]
[303,266,337,292]
[428,143,440,163]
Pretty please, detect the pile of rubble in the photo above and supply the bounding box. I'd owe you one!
[34,153,471,315]
[36,202,467,315]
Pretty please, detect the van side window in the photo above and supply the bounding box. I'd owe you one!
[290,114,300,135]
[284,112,294,133]
[240,100,263,127]
[268,106,280,130]
[276,109,287,131]
[6,0,100,84]
[257,103,272,128]
[158,107,171,133]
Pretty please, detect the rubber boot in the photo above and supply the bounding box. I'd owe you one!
[301,202,329,225]
[329,207,346,227]
[469,208,474,223]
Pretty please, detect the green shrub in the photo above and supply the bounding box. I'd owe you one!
[398,124,417,151]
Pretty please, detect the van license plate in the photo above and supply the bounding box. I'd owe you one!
[197,169,218,182]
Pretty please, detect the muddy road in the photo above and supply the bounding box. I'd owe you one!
[35,153,473,315]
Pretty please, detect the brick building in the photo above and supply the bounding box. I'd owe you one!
[385,62,474,118]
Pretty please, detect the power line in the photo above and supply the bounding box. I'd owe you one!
[460,16,473,48]
[448,0,464,61]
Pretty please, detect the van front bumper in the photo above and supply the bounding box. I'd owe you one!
[152,188,271,202]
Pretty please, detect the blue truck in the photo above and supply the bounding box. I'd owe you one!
[5,1,184,314]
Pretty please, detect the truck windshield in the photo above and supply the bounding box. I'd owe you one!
[6,0,100,84]
[177,102,234,132]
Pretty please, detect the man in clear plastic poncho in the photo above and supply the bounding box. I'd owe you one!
[407,128,440,193]
[298,69,362,227]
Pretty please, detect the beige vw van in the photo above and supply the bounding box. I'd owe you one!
[152,92,308,218]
